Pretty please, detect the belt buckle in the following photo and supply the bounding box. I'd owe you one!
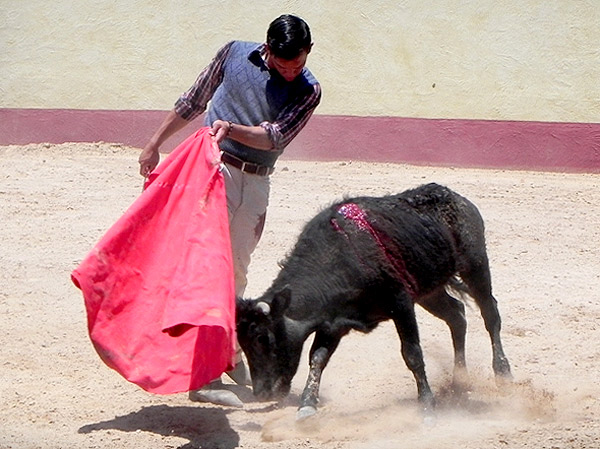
[240,161,247,173]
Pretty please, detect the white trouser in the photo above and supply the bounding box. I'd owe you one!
[222,162,270,297]
[222,162,270,365]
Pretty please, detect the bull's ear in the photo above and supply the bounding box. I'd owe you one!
[235,296,245,309]
[271,286,292,318]
[235,297,250,324]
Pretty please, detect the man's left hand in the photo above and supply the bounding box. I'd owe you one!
[210,120,231,144]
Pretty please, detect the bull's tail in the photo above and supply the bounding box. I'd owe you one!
[445,275,475,308]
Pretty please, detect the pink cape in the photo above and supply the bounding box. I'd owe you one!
[71,127,236,394]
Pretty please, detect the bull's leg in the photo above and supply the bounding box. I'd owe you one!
[418,289,469,389]
[297,330,342,420]
[393,300,435,416]
[461,265,512,381]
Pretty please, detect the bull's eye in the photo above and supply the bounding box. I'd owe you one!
[257,334,270,347]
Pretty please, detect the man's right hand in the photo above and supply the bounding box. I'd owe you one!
[138,144,160,177]
[138,110,190,177]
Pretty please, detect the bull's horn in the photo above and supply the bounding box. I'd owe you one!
[256,301,271,315]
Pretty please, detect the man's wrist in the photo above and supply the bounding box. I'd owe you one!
[144,142,160,153]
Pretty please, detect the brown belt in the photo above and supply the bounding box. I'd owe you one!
[221,151,275,176]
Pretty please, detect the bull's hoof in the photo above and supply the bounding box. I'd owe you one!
[423,414,437,427]
[296,405,318,421]
[421,401,437,427]
[495,372,514,392]
[452,366,471,391]
[493,357,512,380]
[494,364,513,388]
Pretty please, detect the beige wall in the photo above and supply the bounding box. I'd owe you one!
[1,0,598,123]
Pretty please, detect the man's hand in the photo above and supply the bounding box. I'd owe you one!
[209,120,232,144]
[138,144,160,177]
[209,119,274,150]
[138,109,189,177]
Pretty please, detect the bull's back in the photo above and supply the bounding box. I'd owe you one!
[352,185,460,294]
[278,184,468,299]
[394,183,488,273]
[270,183,486,325]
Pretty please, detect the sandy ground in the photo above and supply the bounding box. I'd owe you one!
[1,141,599,449]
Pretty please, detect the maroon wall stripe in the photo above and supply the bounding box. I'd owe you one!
[1,108,599,173]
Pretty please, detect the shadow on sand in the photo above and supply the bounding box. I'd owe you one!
[79,404,239,449]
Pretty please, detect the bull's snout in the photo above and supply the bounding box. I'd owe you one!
[252,377,291,402]
[254,389,276,402]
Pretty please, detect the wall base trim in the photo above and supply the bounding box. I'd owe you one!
[1,108,598,172]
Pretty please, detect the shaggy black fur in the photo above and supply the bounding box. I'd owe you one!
[237,183,511,418]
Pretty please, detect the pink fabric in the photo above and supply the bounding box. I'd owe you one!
[71,127,236,394]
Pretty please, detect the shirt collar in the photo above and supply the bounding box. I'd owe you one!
[248,43,269,71]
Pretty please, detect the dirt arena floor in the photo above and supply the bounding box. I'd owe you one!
[1,142,599,449]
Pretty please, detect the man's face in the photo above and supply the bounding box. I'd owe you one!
[266,47,310,82]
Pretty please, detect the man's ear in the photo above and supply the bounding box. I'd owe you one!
[271,286,292,318]
[265,43,273,55]
[306,43,313,54]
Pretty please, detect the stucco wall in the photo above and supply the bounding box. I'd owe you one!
[2,0,598,123]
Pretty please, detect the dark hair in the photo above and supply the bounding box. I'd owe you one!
[266,14,312,60]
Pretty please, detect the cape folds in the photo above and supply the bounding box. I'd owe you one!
[71,127,236,394]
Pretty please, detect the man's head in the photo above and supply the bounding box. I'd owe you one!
[266,14,313,82]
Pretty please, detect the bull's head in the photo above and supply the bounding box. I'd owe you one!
[236,287,302,401]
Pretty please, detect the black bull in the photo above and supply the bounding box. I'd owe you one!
[236,183,511,419]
